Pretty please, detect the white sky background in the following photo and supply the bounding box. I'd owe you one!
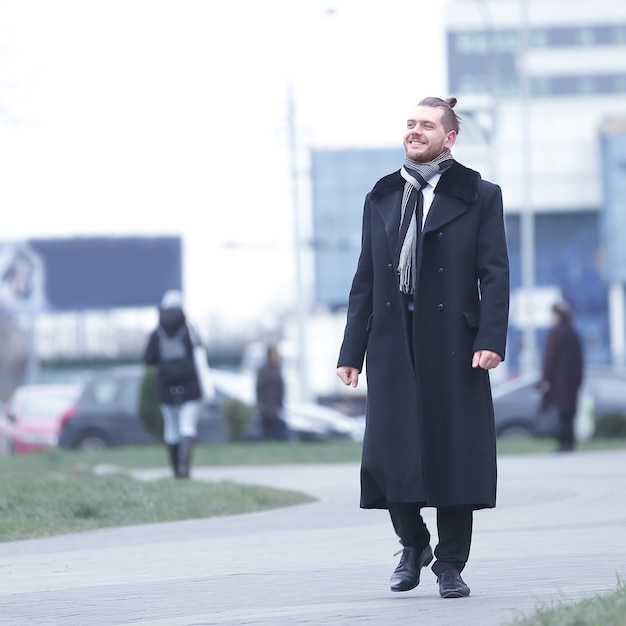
[0,0,446,331]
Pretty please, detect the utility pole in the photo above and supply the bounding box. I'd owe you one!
[286,83,310,402]
[519,0,539,373]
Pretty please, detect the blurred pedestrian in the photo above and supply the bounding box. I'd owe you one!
[540,300,584,452]
[143,290,205,478]
[336,97,509,598]
[255,344,289,441]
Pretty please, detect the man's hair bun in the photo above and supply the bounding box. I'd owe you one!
[446,97,457,108]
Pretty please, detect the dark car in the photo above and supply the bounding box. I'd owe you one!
[492,365,626,439]
[58,365,362,450]
[58,366,225,450]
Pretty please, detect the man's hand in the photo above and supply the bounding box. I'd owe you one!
[472,350,502,370]
[337,366,360,388]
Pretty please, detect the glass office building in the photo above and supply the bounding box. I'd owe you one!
[310,147,404,310]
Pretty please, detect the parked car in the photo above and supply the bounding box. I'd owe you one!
[492,365,626,439]
[57,366,225,450]
[283,400,364,442]
[209,368,363,442]
[0,383,82,454]
[57,365,363,450]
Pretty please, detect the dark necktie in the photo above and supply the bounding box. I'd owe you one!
[395,178,426,267]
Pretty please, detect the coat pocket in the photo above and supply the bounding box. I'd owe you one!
[462,310,480,329]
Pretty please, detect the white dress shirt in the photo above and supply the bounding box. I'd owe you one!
[421,172,441,228]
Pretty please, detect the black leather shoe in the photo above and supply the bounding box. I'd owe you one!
[438,568,470,598]
[390,545,433,592]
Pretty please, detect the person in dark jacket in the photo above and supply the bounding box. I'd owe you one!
[255,344,289,441]
[336,97,509,598]
[143,290,202,478]
[541,300,584,452]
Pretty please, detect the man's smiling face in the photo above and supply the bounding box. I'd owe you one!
[403,106,457,164]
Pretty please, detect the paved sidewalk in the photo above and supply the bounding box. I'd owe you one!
[2,450,626,625]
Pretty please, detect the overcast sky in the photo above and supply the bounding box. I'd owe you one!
[0,0,446,329]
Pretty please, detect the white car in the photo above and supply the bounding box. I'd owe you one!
[210,369,363,442]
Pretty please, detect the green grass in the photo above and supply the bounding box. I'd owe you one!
[0,471,314,542]
[507,580,626,626]
[1,438,625,543]
[0,440,363,542]
[496,436,626,456]
[0,440,363,480]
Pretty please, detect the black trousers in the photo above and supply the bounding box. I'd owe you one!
[388,502,473,576]
[558,409,576,451]
[261,416,290,441]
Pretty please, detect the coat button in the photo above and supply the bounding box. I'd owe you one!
[437,231,444,240]
[437,267,444,275]
[386,302,392,310]
[387,263,394,272]
[437,303,444,311]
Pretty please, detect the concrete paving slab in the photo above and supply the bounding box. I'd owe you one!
[1,449,625,625]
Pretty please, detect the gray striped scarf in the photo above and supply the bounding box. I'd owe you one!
[398,149,453,294]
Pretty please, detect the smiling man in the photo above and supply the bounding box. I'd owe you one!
[337,97,510,598]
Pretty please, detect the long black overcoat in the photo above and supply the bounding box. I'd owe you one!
[542,320,583,414]
[338,161,510,511]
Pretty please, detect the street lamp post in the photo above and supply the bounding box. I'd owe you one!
[286,82,310,402]
[519,0,539,373]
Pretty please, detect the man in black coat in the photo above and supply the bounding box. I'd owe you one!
[337,97,509,598]
[541,300,583,452]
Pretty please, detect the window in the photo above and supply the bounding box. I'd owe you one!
[449,24,626,98]
[610,26,626,44]
[578,76,596,94]
[530,77,550,96]
[493,30,519,53]
[577,28,596,46]
[119,378,141,413]
[454,24,626,52]
[531,73,626,97]
[455,32,489,54]
[613,75,626,93]
[91,380,120,406]
[528,29,548,48]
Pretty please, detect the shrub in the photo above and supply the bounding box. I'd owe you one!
[594,413,626,438]
[220,398,254,442]
[139,367,164,439]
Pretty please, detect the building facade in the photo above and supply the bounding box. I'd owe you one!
[445,0,626,372]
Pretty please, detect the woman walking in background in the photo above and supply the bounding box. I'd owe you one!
[144,290,205,477]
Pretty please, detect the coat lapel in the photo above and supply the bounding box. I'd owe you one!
[368,161,483,255]
[370,171,404,262]
[423,161,481,233]
[422,194,469,234]
[378,190,402,261]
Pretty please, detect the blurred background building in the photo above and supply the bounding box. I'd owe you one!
[0,237,181,396]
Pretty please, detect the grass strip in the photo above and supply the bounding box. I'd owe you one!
[0,471,314,542]
[507,580,626,625]
[1,438,625,543]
